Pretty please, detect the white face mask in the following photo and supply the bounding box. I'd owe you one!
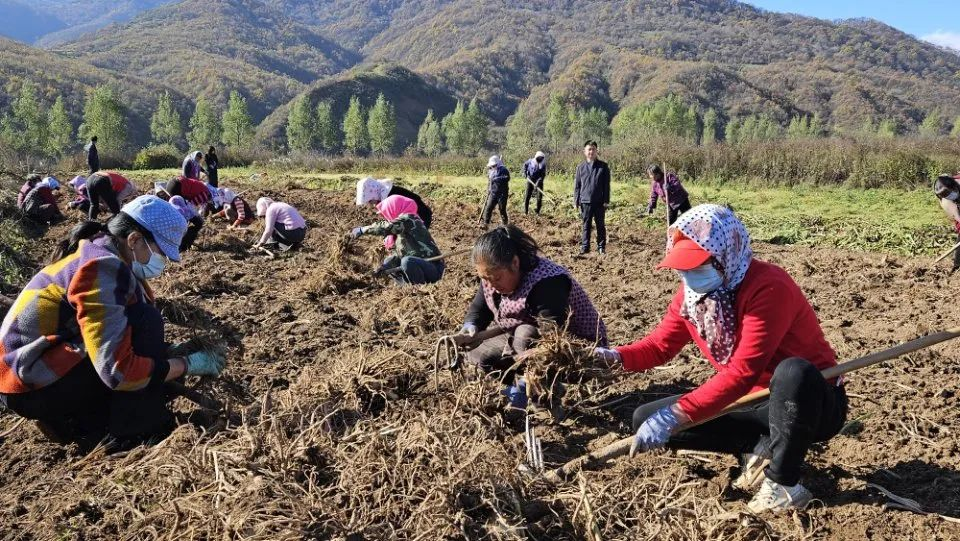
[132,239,166,280]
[679,263,724,294]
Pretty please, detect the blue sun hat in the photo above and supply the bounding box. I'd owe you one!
[121,195,188,262]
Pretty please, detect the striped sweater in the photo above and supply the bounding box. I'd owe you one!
[0,235,165,393]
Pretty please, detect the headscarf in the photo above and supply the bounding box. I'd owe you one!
[256,197,273,217]
[193,151,203,160]
[221,188,237,208]
[669,204,753,365]
[169,195,198,220]
[376,195,420,250]
[356,177,393,206]
[69,175,87,191]
[39,176,60,190]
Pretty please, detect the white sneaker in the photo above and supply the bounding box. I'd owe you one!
[733,453,770,490]
[747,477,813,513]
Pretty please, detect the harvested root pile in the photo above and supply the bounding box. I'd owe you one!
[305,235,375,295]
[523,326,618,404]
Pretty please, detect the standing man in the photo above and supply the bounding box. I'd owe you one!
[85,136,100,175]
[573,141,610,255]
[482,155,510,229]
[523,151,547,215]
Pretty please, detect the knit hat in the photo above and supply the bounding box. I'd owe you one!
[121,195,189,262]
[256,197,274,217]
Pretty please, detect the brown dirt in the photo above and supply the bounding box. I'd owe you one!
[1,178,958,540]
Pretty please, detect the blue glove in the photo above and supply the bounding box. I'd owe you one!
[631,405,681,456]
[593,347,621,364]
[460,322,478,337]
[350,227,364,238]
[185,350,226,376]
[501,379,528,409]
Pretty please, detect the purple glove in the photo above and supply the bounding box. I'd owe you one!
[350,226,364,238]
[631,405,682,456]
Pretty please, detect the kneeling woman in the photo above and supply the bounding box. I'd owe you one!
[0,196,226,450]
[597,204,847,513]
[254,197,307,251]
[350,195,443,285]
[461,226,608,405]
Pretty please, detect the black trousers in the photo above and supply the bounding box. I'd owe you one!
[180,216,204,252]
[207,169,218,188]
[668,199,692,225]
[524,178,544,215]
[466,324,540,384]
[88,174,120,220]
[1,303,173,450]
[268,223,307,251]
[483,188,509,225]
[580,203,607,252]
[632,357,848,486]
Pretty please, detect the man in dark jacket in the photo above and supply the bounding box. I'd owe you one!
[482,155,510,228]
[573,141,610,255]
[85,136,100,175]
[523,151,547,215]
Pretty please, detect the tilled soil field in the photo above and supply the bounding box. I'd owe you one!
[1,178,959,540]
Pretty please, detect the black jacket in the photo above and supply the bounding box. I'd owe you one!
[389,185,433,228]
[86,142,100,171]
[573,159,610,205]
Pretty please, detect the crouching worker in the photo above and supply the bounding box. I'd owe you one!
[18,175,65,224]
[0,196,226,450]
[169,196,204,252]
[459,225,607,407]
[595,204,847,513]
[68,175,91,213]
[87,171,138,220]
[214,188,255,229]
[254,197,307,251]
[350,195,444,285]
[356,177,433,227]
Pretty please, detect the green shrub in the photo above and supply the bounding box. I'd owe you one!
[132,145,181,170]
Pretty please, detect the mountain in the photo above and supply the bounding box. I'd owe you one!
[0,0,176,46]
[0,36,189,148]
[260,0,960,130]
[256,64,458,150]
[54,0,362,122]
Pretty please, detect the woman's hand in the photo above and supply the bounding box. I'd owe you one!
[593,347,622,365]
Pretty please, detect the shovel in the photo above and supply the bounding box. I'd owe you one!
[544,324,960,483]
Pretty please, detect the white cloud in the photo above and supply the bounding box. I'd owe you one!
[922,30,960,52]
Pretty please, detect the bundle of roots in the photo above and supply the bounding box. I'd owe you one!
[305,235,374,295]
[522,325,616,403]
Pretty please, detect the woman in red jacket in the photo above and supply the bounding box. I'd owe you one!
[596,204,847,513]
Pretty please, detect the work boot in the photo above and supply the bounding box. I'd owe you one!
[747,476,812,513]
[733,452,770,490]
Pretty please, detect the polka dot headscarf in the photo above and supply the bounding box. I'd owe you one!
[670,204,753,365]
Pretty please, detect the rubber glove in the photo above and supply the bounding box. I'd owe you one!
[460,322,478,337]
[631,405,682,456]
[350,226,364,238]
[501,379,528,409]
[593,347,622,364]
[185,350,226,377]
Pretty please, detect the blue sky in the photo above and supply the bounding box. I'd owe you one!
[746,1,960,49]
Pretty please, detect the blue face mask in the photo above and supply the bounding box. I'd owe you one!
[132,241,166,280]
[679,263,724,294]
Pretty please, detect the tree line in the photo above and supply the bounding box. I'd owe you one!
[4,79,960,164]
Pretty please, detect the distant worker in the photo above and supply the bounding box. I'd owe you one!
[67,175,91,213]
[933,173,960,272]
[646,164,691,225]
[254,197,307,252]
[350,195,444,285]
[85,135,100,175]
[87,170,138,220]
[215,188,255,228]
[523,151,547,215]
[161,175,212,209]
[0,196,225,450]
[355,177,433,227]
[482,155,510,228]
[18,175,64,224]
[205,146,220,187]
[573,141,610,255]
[182,151,205,181]
[169,196,204,252]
